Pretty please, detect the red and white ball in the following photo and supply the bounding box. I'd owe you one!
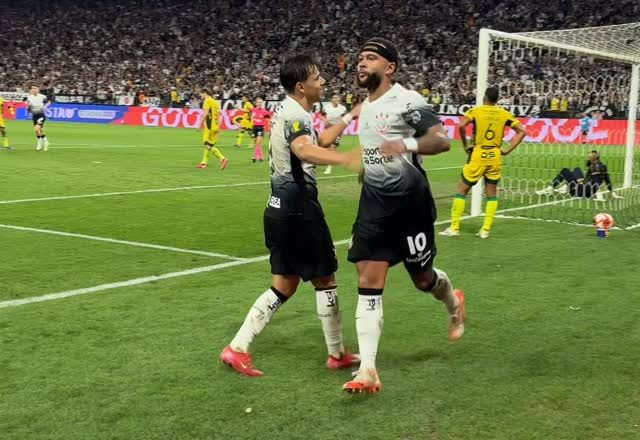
[594,212,615,230]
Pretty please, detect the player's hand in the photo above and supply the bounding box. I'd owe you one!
[349,103,362,119]
[379,139,408,156]
[339,147,363,171]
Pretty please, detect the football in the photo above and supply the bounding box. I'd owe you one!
[594,212,615,230]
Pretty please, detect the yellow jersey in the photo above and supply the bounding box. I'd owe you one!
[202,96,220,131]
[240,101,254,128]
[464,104,520,164]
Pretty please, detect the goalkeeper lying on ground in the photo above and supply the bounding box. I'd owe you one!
[536,151,622,200]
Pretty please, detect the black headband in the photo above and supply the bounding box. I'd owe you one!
[360,38,399,66]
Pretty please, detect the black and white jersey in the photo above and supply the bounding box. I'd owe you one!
[324,103,347,126]
[266,96,322,219]
[358,83,441,194]
[27,94,48,115]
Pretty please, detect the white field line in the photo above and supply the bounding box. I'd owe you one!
[0,224,245,261]
[0,238,350,310]
[0,167,459,205]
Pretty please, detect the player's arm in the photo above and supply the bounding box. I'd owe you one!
[457,116,473,151]
[501,122,527,156]
[212,101,220,131]
[379,103,450,156]
[288,118,360,169]
[317,103,361,148]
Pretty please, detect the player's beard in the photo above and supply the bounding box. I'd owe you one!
[357,71,382,92]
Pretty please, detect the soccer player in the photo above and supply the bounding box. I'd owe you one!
[197,89,229,170]
[250,98,270,162]
[0,96,11,149]
[234,96,254,148]
[27,86,50,151]
[321,94,347,175]
[536,150,622,199]
[220,54,362,377]
[342,38,465,394]
[580,113,591,144]
[439,87,527,239]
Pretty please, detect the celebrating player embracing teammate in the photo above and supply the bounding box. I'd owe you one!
[220,55,362,376]
[343,38,466,394]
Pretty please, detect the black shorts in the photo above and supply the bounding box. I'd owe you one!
[252,126,265,138]
[264,214,338,282]
[32,114,46,126]
[348,182,437,274]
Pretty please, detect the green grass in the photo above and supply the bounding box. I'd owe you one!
[1,121,639,440]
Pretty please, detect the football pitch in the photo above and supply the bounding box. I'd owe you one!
[1,121,639,440]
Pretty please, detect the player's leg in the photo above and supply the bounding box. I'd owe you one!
[478,167,500,238]
[254,131,264,161]
[250,129,258,162]
[222,274,300,376]
[405,196,466,342]
[440,170,474,236]
[538,167,574,195]
[311,273,360,369]
[342,260,387,393]
[234,125,245,148]
[410,268,465,342]
[0,124,10,149]
[40,120,49,151]
[33,121,43,150]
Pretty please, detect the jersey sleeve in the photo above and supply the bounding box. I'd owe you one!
[504,109,520,127]
[463,107,475,121]
[284,114,313,146]
[402,92,441,137]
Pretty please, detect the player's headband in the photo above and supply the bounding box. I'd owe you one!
[360,38,399,68]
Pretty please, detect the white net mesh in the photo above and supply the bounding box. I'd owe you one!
[480,23,640,229]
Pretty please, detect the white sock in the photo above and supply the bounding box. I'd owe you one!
[36,138,42,149]
[229,287,286,353]
[355,292,383,371]
[315,286,344,358]
[429,268,458,314]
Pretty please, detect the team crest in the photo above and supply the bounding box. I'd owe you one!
[375,113,390,136]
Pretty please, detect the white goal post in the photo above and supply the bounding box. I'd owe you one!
[472,23,640,217]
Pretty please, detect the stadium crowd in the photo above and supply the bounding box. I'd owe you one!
[1,0,639,110]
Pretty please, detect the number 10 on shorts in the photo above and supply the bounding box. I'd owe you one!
[407,232,427,255]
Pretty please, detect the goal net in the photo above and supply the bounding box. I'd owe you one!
[473,23,640,230]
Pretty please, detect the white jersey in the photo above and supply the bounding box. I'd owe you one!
[268,96,317,184]
[27,94,48,115]
[324,103,346,125]
[358,83,440,193]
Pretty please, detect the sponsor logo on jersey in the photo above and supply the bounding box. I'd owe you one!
[268,196,281,208]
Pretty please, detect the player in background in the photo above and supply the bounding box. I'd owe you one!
[0,96,11,149]
[27,86,50,151]
[197,88,229,170]
[220,54,362,377]
[580,113,591,144]
[439,87,527,239]
[250,98,270,162]
[342,38,465,394]
[536,150,622,199]
[321,94,347,175]
[234,96,254,148]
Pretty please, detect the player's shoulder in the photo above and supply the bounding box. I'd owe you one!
[281,97,310,120]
